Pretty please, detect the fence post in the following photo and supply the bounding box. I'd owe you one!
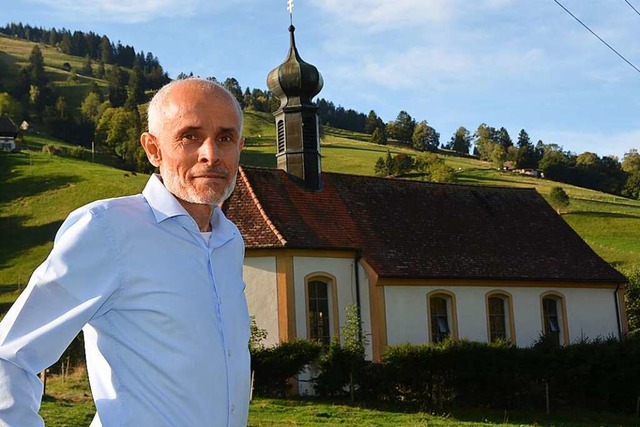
[349,372,354,401]
[545,381,550,415]
[40,370,47,396]
[250,370,255,401]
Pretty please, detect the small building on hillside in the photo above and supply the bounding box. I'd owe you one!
[223,23,627,371]
[0,116,18,152]
[518,168,543,178]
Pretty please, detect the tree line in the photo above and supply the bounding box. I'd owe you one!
[1,23,639,199]
[0,23,168,89]
[366,113,640,199]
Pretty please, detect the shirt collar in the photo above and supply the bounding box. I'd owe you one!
[142,174,237,247]
[142,174,190,223]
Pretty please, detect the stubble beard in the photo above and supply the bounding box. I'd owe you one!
[163,168,238,207]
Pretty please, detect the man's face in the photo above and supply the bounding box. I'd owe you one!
[147,84,244,206]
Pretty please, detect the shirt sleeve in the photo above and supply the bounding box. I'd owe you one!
[0,206,120,426]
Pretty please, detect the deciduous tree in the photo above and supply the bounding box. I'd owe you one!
[412,121,439,152]
[622,149,640,174]
[0,92,22,122]
[415,152,454,182]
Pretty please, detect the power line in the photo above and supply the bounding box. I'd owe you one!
[552,0,640,75]
[624,0,640,18]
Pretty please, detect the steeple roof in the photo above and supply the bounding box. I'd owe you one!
[267,25,323,110]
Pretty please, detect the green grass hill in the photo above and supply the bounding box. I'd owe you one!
[2,123,639,313]
[1,34,639,312]
[0,34,109,114]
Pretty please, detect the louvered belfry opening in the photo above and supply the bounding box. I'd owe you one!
[266,24,324,190]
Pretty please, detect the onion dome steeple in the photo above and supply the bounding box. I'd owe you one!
[267,23,324,191]
[267,25,324,109]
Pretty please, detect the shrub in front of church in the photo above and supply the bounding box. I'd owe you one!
[371,336,640,413]
[313,339,368,398]
[251,340,322,397]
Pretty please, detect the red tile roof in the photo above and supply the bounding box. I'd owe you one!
[223,166,626,283]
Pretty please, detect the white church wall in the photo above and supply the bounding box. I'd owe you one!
[384,285,619,348]
[243,256,279,347]
[292,256,372,358]
[384,287,429,345]
[564,287,620,341]
[512,287,620,345]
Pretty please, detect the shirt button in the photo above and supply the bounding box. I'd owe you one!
[231,404,236,413]
[227,349,232,357]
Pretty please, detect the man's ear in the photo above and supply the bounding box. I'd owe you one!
[140,132,162,167]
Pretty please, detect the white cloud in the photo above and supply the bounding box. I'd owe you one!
[327,43,551,94]
[311,0,454,31]
[358,47,471,89]
[25,0,202,23]
[311,0,520,32]
[485,0,514,8]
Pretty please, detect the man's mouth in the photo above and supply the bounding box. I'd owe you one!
[191,170,229,180]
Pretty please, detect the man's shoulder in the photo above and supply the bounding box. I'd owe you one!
[68,193,150,225]
[77,193,146,215]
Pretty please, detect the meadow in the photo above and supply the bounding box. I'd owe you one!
[0,34,108,113]
[39,368,640,427]
[2,124,640,311]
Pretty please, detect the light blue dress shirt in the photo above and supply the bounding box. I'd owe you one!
[0,174,251,426]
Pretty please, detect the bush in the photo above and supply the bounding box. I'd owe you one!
[314,339,367,397]
[251,340,321,397]
[68,146,87,159]
[314,304,368,398]
[549,186,570,213]
[623,265,640,336]
[371,337,640,412]
[42,144,65,156]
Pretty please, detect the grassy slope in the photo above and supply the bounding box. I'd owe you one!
[0,138,147,308]
[243,111,640,270]
[2,118,639,307]
[0,35,638,291]
[0,34,110,113]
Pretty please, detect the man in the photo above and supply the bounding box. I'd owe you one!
[0,79,251,426]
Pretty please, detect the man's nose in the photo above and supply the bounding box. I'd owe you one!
[198,139,219,164]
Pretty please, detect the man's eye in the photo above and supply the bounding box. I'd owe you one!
[218,135,234,143]
[181,134,199,144]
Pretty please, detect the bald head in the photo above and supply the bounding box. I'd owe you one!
[147,78,244,137]
[140,77,245,213]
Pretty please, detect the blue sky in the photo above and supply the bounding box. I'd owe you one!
[3,0,640,159]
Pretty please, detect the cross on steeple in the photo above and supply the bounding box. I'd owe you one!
[287,0,294,25]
